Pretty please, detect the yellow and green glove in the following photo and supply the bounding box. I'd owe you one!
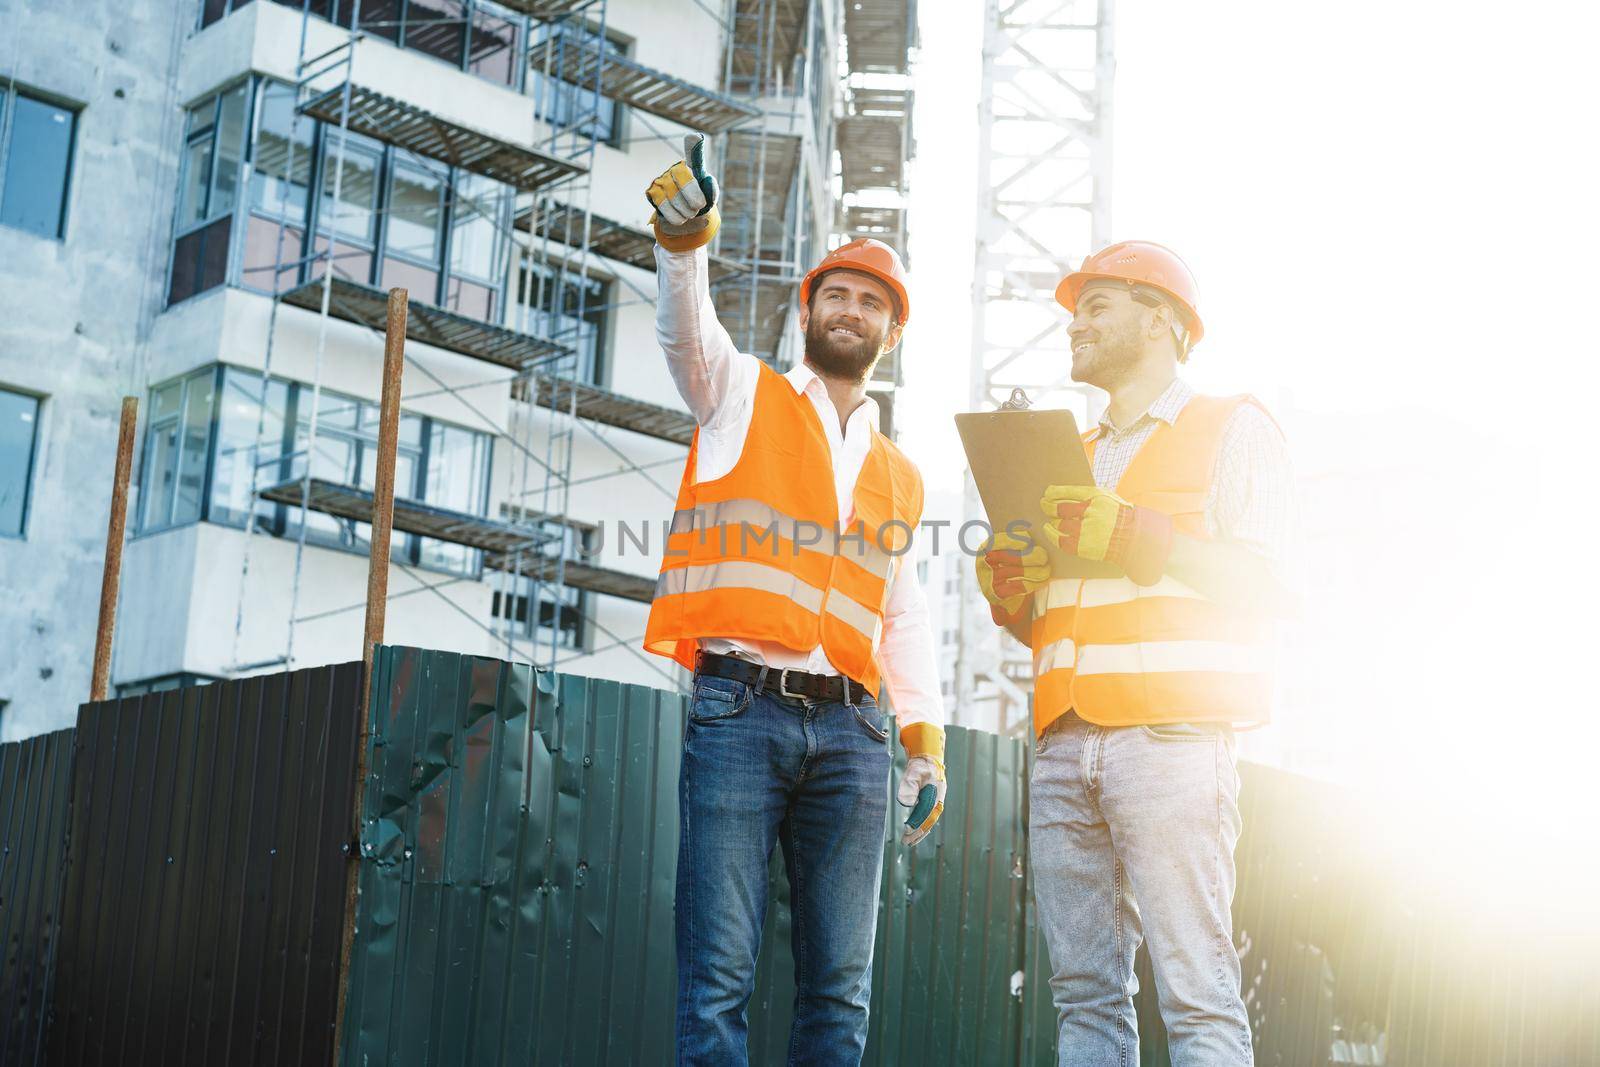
[899,723,946,847]
[1040,484,1174,587]
[975,529,1050,627]
[646,133,720,252]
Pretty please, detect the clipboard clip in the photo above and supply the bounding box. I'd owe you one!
[998,388,1032,411]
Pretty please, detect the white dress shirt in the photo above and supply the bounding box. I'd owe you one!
[654,244,945,732]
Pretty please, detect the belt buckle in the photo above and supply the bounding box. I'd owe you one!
[778,668,808,700]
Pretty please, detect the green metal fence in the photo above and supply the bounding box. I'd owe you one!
[10,646,1598,1064]
[342,645,1037,1065]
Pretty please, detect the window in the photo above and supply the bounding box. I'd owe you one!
[169,83,249,304]
[516,260,609,385]
[138,368,217,533]
[0,86,78,239]
[528,22,626,147]
[241,81,312,293]
[444,173,509,320]
[229,78,514,315]
[490,522,588,651]
[0,387,42,538]
[202,1,527,92]
[206,366,492,577]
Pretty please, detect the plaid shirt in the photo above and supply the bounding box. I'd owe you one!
[1087,378,1293,563]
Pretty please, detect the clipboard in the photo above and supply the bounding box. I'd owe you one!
[954,408,1122,580]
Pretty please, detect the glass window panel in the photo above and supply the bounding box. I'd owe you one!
[403,0,466,66]
[419,422,487,573]
[317,389,360,430]
[528,24,619,144]
[174,370,216,524]
[1,95,76,238]
[386,160,445,262]
[358,447,419,497]
[241,216,304,293]
[517,263,608,384]
[142,418,181,530]
[448,174,506,283]
[210,83,249,217]
[382,257,438,302]
[187,95,216,136]
[0,389,40,537]
[443,277,493,322]
[177,133,214,229]
[468,4,521,87]
[423,423,487,513]
[319,138,381,244]
[210,368,288,528]
[309,236,374,283]
[357,405,423,447]
[152,380,184,420]
[168,229,203,304]
[198,215,232,293]
[201,0,229,28]
[252,81,313,224]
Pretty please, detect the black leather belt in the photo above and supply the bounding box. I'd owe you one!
[695,651,870,705]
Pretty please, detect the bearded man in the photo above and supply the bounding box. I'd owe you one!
[640,135,949,1066]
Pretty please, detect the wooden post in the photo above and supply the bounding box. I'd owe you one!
[90,397,138,702]
[334,287,406,1062]
[361,287,408,713]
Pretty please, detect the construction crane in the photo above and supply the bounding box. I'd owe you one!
[954,0,1114,736]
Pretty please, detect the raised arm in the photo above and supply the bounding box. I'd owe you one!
[647,134,756,429]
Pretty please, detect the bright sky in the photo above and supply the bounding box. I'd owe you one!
[897,0,1600,881]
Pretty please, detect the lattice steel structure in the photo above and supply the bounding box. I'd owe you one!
[955,0,1115,735]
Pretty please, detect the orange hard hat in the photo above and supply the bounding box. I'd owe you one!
[800,238,911,325]
[1055,240,1204,347]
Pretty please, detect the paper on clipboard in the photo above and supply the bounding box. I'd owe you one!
[954,408,1122,580]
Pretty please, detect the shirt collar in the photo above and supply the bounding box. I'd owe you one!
[786,361,880,429]
[1095,377,1193,437]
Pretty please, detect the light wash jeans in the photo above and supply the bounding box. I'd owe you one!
[1030,713,1252,1067]
[675,672,892,1066]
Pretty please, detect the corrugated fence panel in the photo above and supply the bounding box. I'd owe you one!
[0,729,75,1067]
[345,646,1036,1066]
[45,662,362,1066]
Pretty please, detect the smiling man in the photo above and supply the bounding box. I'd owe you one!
[975,240,1294,1066]
[640,135,948,1066]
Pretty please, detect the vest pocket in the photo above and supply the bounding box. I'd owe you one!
[690,677,751,723]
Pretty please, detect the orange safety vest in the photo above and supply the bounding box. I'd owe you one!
[645,362,925,696]
[1030,394,1278,736]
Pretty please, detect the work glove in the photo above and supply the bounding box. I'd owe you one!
[898,723,947,847]
[975,528,1050,627]
[1040,484,1174,587]
[646,133,720,252]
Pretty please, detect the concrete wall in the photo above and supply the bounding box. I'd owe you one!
[0,0,196,740]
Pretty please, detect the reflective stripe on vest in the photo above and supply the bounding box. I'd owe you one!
[668,498,896,579]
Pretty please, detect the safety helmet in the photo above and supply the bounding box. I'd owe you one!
[799,238,911,326]
[1055,240,1204,348]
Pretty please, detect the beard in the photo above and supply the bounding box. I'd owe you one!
[1069,320,1142,387]
[804,313,886,383]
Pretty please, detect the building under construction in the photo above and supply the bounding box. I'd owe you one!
[0,0,917,738]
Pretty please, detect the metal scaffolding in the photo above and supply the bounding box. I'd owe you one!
[230,0,671,679]
[954,0,1116,735]
[217,0,919,688]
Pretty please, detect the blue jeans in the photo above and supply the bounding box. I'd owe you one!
[1030,714,1252,1067]
[675,673,892,1067]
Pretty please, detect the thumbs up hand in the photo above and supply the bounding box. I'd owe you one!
[646,133,721,252]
